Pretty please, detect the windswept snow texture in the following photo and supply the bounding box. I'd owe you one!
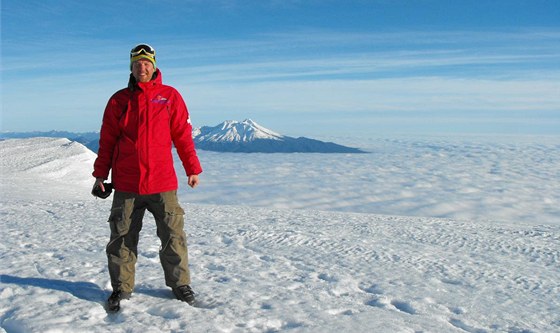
[1,137,559,333]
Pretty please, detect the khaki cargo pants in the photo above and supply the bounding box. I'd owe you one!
[106,190,190,293]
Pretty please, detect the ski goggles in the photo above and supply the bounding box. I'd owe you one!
[130,44,155,58]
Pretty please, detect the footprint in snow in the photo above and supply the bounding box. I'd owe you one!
[192,296,224,309]
[365,297,417,315]
[365,296,389,308]
[390,300,416,315]
[317,273,338,282]
[359,283,383,295]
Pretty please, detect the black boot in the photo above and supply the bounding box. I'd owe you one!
[107,290,131,312]
[173,285,195,305]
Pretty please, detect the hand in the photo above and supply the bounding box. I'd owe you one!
[188,174,200,188]
[92,177,105,196]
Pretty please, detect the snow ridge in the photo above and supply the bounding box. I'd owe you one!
[0,137,97,200]
[0,137,95,178]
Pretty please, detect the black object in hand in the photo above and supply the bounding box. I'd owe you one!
[92,182,113,199]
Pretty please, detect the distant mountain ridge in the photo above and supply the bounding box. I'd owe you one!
[1,119,366,154]
[193,119,365,153]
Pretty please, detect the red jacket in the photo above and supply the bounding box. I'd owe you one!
[93,69,202,195]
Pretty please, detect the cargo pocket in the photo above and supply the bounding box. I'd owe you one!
[108,206,128,236]
[159,206,187,261]
[164,205,185,231]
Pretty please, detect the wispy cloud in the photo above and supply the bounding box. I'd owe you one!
[3,28,559,134]
[163,30,560,124]
[160,29,560,81]
[186,77,560,115]
[172,50,559,84]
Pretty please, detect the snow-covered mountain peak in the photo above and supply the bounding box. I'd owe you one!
[197,119,284,143]
[190,119,365,153]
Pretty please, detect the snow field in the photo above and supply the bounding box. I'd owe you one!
[1,137,559,332]
[1,198,559,332]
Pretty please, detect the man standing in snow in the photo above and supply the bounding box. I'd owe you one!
[92,43,202,311]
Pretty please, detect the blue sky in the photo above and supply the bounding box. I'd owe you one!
[2,0,559,138]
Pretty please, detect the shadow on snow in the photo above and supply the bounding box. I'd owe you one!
[0,274,105,303]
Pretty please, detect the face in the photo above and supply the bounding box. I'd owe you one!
[132,59,155,83]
